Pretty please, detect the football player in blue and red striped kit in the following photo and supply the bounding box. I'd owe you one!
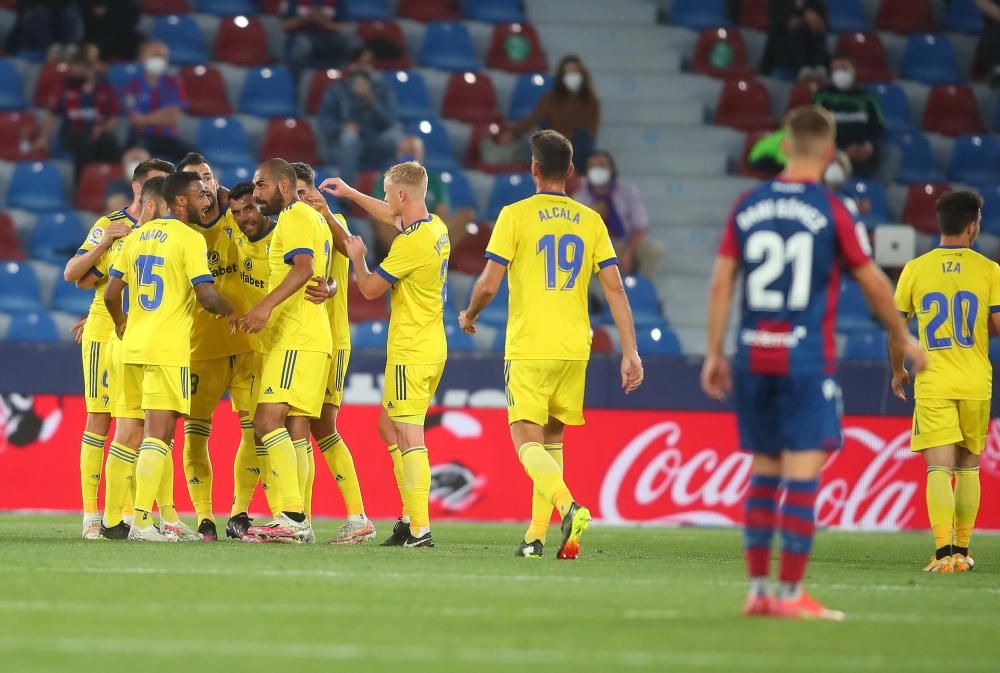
[701,106,926,620]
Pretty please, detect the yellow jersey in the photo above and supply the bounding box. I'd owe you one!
[110,216,213,367]
[376,214,450,365]
[485,192,617,360]
[232,218,276,353]
[326,212,352,351]
[267,200,333,355]
[188,209,250,361]
[79,208,137,342]
[894,245,1000,400]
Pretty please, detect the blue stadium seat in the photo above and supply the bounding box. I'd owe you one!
[403,118,455,171]
[891,132,941,184]
[669,0,731,29]
[472,276,508,326]
[486,172,534,221]
[352,320,389,350]
[899,34,960,85]
[0,59,26,110]
[636,323,682,355]
[843,329,887,361]
[151,15,208,65]
[946,0,984,33]
[7,161,68,211]
[418,22,481,72]
[826,0,867,32]
[6,310,59,342]
[239,66,297,117]
[864,83,912,134]
[464,0,527,23]
[440,168,477,212]
[194,0,256,15]
[105,62,141,95]
[30,211,84,266]
[0,262,42,312]
[196,117,254,167]
[509,73,551,121]
[979,184,1000,237]
[995,102,1000,132]
[383,70,433,121]
[840,180,889,230]
[215,164,255,188]
[623,275,663,326]
[51,279,91,315]
[339,0,393,20]
[947,134,1000,184]
[836,278,873,332]
[445,321,477,351]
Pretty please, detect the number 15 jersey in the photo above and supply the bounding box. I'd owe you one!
[486,192,618,361]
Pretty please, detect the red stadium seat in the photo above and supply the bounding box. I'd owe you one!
[180,65,232,116]
[260,118,320,166]
[835,33,894,83]
[213,15,272,67]
[691,27,751,79]
[305,68,344,115]
[398,0,461,22]
[463,122,530,173]
[33,61,68,108]
[75,162,124,213]
[876,0,934,34]
[0,111,45,161]
[738,0,768,30]
[0,211,24,261]
[449,223,492,274]
[591,326,614,354]
[260,0,283,12]
[348,280,390,322]
[485,23,548,73]
[441,72,501,124]
[714,78,774,131]
[785,79,823,113]
[922,85,985,137]
[140,0,190,13]
[348,171,378,217]
[357,21,411,70]
[903,183,951,234]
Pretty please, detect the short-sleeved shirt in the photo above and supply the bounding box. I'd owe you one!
[894,246,1000,400]
[50,76,119,134]
[110,217,213,367]
[485,192,617,361]
[232,219,276,353]
[78,208,138,342]
[376,214,450,365]
[123,74,187,138]
[326,212,352,351]
[267,201,333,355]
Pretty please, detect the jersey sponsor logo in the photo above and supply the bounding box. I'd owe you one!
[224,226,233,239]
[739,326,807,349]
[736,198,828,234]
[211,262,238,278]
[86,226,105,246]
[239,270,265,289]
[208,250,220,266]
[538,206,580,224]
[243,257,252,271]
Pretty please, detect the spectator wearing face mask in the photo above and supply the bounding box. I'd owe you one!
[123,39,197,164]
[574,150,663,279]
[500,55,600,171]
[813,56,883,178]
[760,0,830,80]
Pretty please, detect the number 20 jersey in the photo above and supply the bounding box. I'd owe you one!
[718,180,872,376]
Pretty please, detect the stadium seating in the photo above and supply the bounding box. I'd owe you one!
[980,184,1000,236]
[347,281,390,322]
[827,0,867,32]
[385,70,434,121]
[892,132,941,184]
[836,33,894,83]
[836,278,874,332]
[444,321,477,351]
[8,162,67,212]
[946,0,985,33]
[352,320,389,349]
[785,80,821,113]
[840,180,889,230]
[140,0,190,13]
[947,134,1000,184]
[449,223,491,275]
[0,60,26,110]
[0,111,45,162]
[843,329,887,361]
[194,0,256,15]
[465,122,529,174]
[691,28,751,80]
[714,78,773,131]
[623,275,664,326]
[876,0,935,34]
[397,0,461,22]
[215,165,255,188]
[508,73,550,121]
[902,183,951,234]
[6,311,59,342]
[485,173,533,221]
[441,72,501,124]
[340,0,393,21]
[151,15,208,65]
[922,85,985,137]
[485,23,547,73]
[418,22,481,72]
[591,325,615,354]
[669,0,732,30]
[180,65,232,116]
[465,0,526,23]
[213,15,272,67]
[738,0,768,30]
[196,117,254,167]
[75,163,124,213]
[472,277,508,325]
[30,211,84,265]
[305,68,344,115]
[260,118,320,167]
[0,262,42,312]
[865,83,912,133]
[0,212,24,260]
[33,61,68,107]
[239,67,298,117]
[636,323,683,356]
[440,168,478,211]
[403,118,455,171]
[738,130,772,179]
[899,34,960,84]
[357,21,412,70]
[51,279,91,315]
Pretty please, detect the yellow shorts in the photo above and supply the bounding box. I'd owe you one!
[324,349,351,407]
[383,362,445,424]
[121,363,191,416]
[189,353,256,419]
[912,398,991,454]
[506,359,587,427]
[255,349,330,419]
[106,335,142,420]
[234,351,264,413]
[81,337,110,414]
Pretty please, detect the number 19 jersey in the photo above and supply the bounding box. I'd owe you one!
[894,247,1000,400]
[486,192,617,361]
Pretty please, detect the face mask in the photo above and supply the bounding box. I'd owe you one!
[563,72,583,93]
[124,160,140,180]
[144,56,168,77]
[831,69,854,90]
[824,162,846,188]
[587,166,612,187]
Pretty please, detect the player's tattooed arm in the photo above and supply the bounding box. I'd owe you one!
[194,282,235,317]
[239,254,313,333]
[460,260,506,334]
[701,255,738,401]
[598,263,643,394]
[64,221,131,282]
[318,177,399,230]
[104,276,127,338]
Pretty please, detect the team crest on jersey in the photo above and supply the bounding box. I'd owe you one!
[86,226,104,246]
[224,226,233,239]
[243,257,253,271]
[207,250,220,265]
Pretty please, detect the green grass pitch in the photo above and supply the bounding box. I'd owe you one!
[1,515,998,673]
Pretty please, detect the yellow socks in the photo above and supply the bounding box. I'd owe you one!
[305,443,315,518]
[926,466,955,551]
[293,438,311,517]
[133,438,170,528]
[104,441,137,527]
[525,443,563,543]
[183,420,213,523]
[401,446,431,531]
[257,443,282,516]
[518,442,573,519]
[318,433,365,516]
[157,444,178,523]
[80,431,106,515]
[387,444,409,520]
[262,428,303,513]
[231,421,260,516]
[954,466,981,551]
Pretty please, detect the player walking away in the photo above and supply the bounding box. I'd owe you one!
[240,159,333,544]
[701,106,926,619]
[459,130,644,559]
[104,171,236,542]
[890,191,997,574]
[320,164,450,549]
[293,162,376,544]
[64,158,173,539]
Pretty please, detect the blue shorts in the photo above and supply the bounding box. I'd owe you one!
[733,372,843,455]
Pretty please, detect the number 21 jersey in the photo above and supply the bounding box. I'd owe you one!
[718,180,872,376]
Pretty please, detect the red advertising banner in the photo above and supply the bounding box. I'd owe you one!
[2,395,999,530]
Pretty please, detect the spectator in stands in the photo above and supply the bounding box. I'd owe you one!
[81,0,141,63]
[813,56,883,178]
[34,45,121,182]
[574,150,663,279]
[748,128,787,176]
[5,0,83,60]
[977,1,1000,87]
[501,55,600,171]
[123,40,197,164]
[760,0,830,81]
[281,0,359,87]
[318,47,399,185]
[104,146,150,211]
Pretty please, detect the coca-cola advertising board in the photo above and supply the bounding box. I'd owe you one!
[1,395,998,530]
